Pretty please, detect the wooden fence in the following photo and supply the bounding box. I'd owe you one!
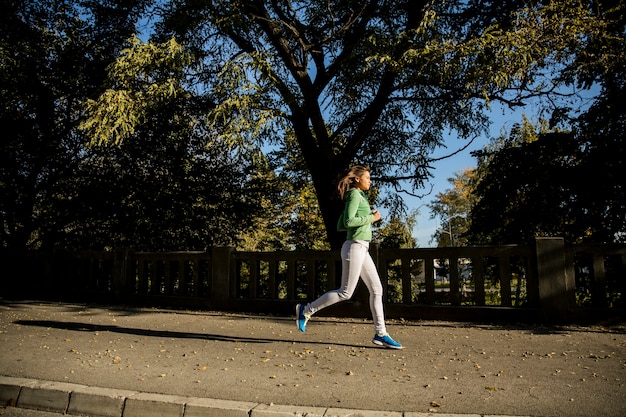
[2,238,624,323]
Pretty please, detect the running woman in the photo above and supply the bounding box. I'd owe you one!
[296,165,403,349]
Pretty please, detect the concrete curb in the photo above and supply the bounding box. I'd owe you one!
[0,375,528,417]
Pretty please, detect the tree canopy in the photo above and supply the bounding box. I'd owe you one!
[1,0,267,251]
[431,1,625,246]
[0,0,150,249]
[431,110,625,245]
[3,0,623,251]
[81,0,614,247]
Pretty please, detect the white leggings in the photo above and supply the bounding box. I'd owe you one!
[304,240,387,335]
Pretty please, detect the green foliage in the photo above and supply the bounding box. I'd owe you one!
[237,134,330,251]
[568,11,626,244]
[57,104,266,251]
[1,0,270,251]
[145,0,614,247]
[465,1,624,245]
[438,0,625,245]
[468,119,579,244]
[375,212,418,249]
[80,36,192,146]
[0,0,148,249]
[468,104,625,245]
[5,0,623,252]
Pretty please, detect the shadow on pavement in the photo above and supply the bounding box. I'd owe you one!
[13,319,371,348]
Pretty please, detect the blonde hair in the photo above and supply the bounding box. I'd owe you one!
[337,165,370,200]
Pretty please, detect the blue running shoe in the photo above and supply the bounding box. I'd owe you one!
[373,333,403,349]
[295,304,309,332]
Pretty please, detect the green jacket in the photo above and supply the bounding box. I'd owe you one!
[336,188,376,241]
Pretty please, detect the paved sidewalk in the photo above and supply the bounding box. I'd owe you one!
[0,300,624,417]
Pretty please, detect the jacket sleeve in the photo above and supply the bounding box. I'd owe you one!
[336,210,347,231]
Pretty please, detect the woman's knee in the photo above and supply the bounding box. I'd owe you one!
[367,282,383,297]
[337,289,354,301]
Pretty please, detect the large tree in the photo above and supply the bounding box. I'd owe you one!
[83,0,610,247]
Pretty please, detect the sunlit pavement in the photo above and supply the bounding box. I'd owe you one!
[1,299,625,417]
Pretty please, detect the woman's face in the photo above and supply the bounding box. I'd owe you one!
[355,171,371,190]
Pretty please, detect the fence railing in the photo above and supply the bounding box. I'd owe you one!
[565,243,626,311]
[3,238,624,322]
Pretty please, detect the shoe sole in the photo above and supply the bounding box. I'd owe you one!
[295,304,305,332]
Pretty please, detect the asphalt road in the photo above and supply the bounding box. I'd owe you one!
[1,299,625,417]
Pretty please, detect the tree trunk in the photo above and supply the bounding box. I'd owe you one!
[308,160,347,249]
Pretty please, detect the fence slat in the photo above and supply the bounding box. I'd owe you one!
[402,258,412,304]
[450,256,460,306]
[424,256,435,305]
[473,256,485,306]
[592,253,607,308]
[500,256,512,307]
[307,259,316,299]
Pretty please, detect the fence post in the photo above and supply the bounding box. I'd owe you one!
[534,237,575,321]
[112,248,131,301]
[211,247,233,309]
